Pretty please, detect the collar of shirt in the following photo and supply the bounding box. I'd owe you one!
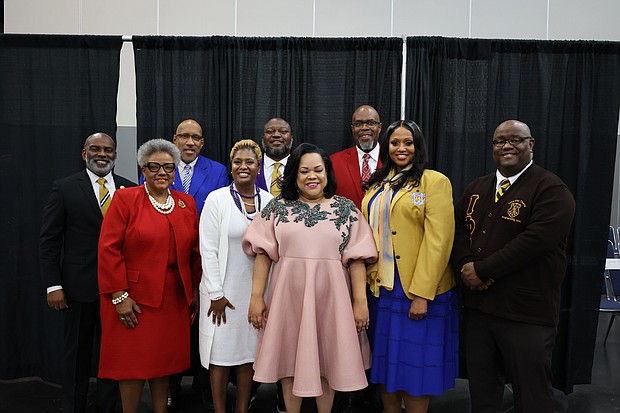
[86,168,116,201]
[356,144,380,173]
[495,160,533,191]
[179,157,199,175]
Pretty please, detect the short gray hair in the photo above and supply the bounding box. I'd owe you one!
[137,139,181,167]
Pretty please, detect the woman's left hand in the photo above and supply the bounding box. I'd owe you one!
[208,297,235,326]
[353,300,370,333]
[408,296,428,321]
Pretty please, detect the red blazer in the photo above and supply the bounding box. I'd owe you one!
[98,186,201,308]
[330,146,382,209]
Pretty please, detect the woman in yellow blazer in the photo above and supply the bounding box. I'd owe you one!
[361,120,458,413]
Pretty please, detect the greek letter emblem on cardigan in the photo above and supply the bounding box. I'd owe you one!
[465,194,479,237]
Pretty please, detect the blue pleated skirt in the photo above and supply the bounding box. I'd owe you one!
[367,267,459,396]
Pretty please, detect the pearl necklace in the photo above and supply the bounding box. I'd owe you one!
[144,183,175,215]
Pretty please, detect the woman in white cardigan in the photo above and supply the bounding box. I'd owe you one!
[198,140,273,413]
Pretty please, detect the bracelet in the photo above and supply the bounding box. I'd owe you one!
[112,291,129,305]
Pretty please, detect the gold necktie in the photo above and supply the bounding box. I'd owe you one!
[97,178,111,216]
[270,162,283,197]
[495,178,510,203]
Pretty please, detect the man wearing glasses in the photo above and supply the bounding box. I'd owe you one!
[331,105,382,209]
[169,119,228,215]
[164,119,228,408]
[452,120,575,413]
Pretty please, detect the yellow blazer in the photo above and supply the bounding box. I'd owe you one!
[361,169,455,300]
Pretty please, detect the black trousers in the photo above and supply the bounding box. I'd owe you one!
[464,309,556,413]
[63,300,119,413]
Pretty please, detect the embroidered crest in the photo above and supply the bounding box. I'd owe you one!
[412,192,426,206]
[507,200,525,219]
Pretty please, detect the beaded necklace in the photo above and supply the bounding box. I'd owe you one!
[144,183,175,215]
[229,183,260,221]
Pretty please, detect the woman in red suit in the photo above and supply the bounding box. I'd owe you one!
[98,138,202,413]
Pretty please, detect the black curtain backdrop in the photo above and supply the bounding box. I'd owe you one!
[405,36,620,393]
[133,36,402,166]
[0,34,122,382]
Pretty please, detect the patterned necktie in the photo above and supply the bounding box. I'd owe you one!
[182,164,192,194]
[270,162,283,197]
[495,178,511,203]
[361,153,371,185]
[97,178,111,216]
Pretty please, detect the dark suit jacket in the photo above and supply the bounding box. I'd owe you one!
[331,146,382,209]
[98,187,202,307]
[170,155,228,215]
[39,170,136,303]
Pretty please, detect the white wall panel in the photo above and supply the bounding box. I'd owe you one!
[471,0,547,39]
[82,0,157,35]
[5,0,80,34]
[160,0,235,35]
[314,0,391,37]
[549,0,620,41]
[237,0,313,36]
[393,0,470,38]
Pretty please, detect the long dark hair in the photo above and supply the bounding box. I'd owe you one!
[281,143,337,200]
[366,120,429,191]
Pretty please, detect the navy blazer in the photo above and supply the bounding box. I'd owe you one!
[141,155,228,216]
[39,170,136,302]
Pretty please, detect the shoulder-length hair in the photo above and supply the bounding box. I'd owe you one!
[366,120,429,190]
[281,143,337,200]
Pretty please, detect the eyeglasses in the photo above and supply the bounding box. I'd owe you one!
[145,162,176,173]
[175,133,203,141]
[351,120,380,128]
[491,137,531,147]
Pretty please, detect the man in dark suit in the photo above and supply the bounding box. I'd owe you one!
[452,120,576,413]
[166,119,228,408]
[170,119,228,215]
[331,105,382,209]
[40,132,135,413]
[255,117,293,198]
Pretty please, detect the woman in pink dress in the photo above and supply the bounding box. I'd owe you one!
[242,143,377,413]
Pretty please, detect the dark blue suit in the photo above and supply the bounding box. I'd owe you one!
[141,155,228,215]
[255,157,269,192]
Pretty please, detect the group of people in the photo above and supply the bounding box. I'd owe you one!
[40,105,575,413]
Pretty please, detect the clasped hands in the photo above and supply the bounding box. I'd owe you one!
[460,262,494,291]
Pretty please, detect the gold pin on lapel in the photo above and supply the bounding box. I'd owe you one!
[178,200,186,208]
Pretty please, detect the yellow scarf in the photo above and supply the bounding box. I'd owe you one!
[366,165,412,297]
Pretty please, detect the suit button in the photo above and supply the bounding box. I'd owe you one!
[482,230,486,234]
[391,230,397,235]
[395,255,401,259]
[487,213,493,217]
[476,247,482,253]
